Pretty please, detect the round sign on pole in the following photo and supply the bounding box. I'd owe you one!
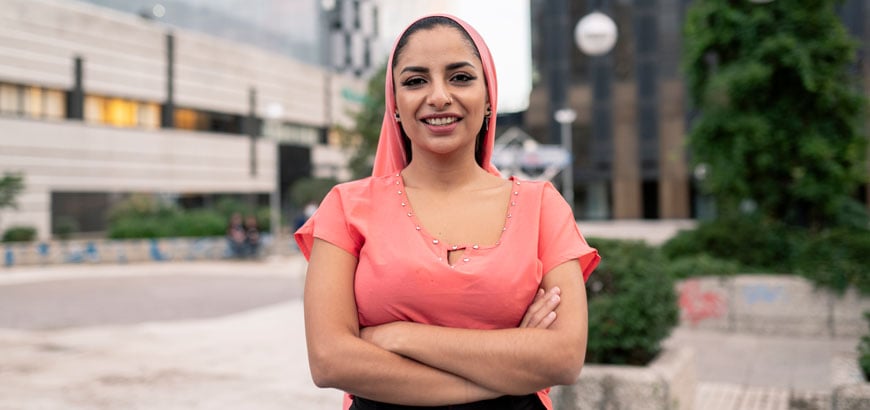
[574,11,618,56]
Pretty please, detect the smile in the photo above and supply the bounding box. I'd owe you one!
[424,117,459,126]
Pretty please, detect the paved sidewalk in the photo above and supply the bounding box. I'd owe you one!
[0,256,345,410]
[0,219,863,409]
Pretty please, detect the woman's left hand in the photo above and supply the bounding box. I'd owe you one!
[519,286,561,329]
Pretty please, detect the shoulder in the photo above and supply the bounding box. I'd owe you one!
[328,175,395,196]
[322,175,399,211]
[511,177,559,199]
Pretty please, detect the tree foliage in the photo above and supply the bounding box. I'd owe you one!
[0,172,24,210]
[337,64,387,179]
[683,0,868,229]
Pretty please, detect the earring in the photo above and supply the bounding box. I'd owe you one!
[395,112,401,122]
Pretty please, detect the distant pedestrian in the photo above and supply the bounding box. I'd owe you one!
[226,212,246,259]
[243,214,261,258]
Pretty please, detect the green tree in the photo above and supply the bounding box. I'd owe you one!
[337,64,386,179]
[0,172,25,229]
[683,0,868,229]
[0,172,24,211]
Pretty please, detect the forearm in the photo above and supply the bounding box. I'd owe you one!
[309,333,502,406]
[366,263,590,395]
[382,324,585,395]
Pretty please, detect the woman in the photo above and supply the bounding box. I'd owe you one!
[295,14,600,409]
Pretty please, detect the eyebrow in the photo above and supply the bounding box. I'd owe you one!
[400,61,477,74]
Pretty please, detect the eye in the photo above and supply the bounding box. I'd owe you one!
[451,73,477,83]
[401,77,426,88]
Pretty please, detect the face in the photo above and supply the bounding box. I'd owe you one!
[393,25,489,162]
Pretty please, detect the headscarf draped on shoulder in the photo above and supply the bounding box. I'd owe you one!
[371,14,501,177]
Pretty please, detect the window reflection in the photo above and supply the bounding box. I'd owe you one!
[0,82,66,119]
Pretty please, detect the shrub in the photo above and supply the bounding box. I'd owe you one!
[584,238,678,365]
[171,210,226,237]
[661,216,797,273]
[666,254,741,280]
[860,312,870,381]
[793,228,870,296]
[108,216,172,239]
[2,226,36,242]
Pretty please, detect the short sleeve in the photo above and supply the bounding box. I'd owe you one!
[293,186,362,260]
[538,182,600,281]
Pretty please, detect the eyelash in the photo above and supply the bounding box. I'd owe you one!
[401,74,477,87]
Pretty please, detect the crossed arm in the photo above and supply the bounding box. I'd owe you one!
[303,238,588,406]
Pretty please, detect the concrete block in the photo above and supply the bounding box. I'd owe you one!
[676,276,732,331]
[789,390,832,410]
[832,384,870,410]
[831,288,870,338]
[732,275,830,337]
[555,347,695,410]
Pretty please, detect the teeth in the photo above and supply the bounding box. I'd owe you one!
[426,117,457,126]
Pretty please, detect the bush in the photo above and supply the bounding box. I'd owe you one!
[793,227,870,296]
[172,210,226,237]
[108,216,173,239]
[2,226,36,242]
[584,238,678,365]
[666,254,741,280]
[662,216,797,273]
[860,312,870,381]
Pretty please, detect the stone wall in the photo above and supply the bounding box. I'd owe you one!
[676,275,870,338]
[2,235,298,268]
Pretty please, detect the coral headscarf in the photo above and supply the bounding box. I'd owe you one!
[371,14,501,177]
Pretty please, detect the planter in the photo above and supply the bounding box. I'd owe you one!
[552,346,695,410]
[2,235,286,268]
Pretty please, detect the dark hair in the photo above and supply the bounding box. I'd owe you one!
[391,16,489,167]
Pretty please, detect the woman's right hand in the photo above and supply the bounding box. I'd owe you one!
[519,287,561,329]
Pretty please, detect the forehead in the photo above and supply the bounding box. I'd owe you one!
[395,25,481,68]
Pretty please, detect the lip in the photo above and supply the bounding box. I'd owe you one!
[419,114,462,134]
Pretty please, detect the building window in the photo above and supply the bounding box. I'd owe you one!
[174,107,243,135]
[84,95,160,128]
[0,82,66,120]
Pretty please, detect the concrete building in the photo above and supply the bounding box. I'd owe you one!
[527,0,870,220]
[0,0,368,239]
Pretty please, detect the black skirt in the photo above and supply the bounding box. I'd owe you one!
[349,394,546,410]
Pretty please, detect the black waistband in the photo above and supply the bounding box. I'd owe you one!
[349,394,544,410]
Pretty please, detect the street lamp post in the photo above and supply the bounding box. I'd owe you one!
[573,7,618,218]
[554,108,577,211]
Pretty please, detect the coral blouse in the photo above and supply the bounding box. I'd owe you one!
[295,174,600,409]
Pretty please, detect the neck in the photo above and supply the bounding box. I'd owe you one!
[402,154,488,191]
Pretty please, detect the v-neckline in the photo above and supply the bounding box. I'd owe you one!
[394,174,522,258]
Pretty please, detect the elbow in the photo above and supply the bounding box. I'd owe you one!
[307,345,342,388]
[549,341,586,386]
[553,359,584,386]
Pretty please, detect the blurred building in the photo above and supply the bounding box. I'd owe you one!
[526,0,869,220]
[0,0,372,239]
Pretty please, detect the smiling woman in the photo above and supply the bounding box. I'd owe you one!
[295,14,599,410]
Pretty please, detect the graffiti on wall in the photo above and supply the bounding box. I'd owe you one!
[678,279,727,325]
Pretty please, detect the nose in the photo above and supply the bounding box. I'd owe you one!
[426,80,452,110]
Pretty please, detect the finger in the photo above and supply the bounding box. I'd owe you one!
[525,288,561,328]
[538,311,557,329]
[520,288,546,327]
